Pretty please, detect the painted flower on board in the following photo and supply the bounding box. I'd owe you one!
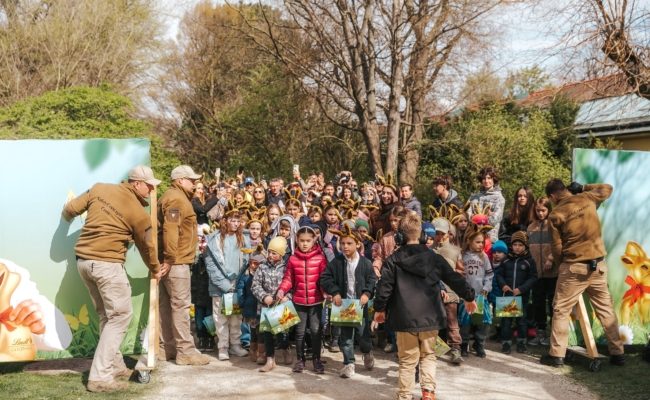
[618,325,634,345]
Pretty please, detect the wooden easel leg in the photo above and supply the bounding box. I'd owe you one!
[575,295,598,359]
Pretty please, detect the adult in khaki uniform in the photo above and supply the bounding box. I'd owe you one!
[62,165,162,393]
[540,179,625,367]
[157,165,210,365]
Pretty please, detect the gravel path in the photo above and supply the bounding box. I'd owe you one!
[141,342,597,400]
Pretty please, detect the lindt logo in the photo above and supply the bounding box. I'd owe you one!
[12,337,33,346]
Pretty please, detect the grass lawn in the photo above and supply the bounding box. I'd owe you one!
[0,360,149,400]
[528,344,648,400]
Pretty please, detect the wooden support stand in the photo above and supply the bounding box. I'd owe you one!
[566,295,606,372]
[135,187,159,383]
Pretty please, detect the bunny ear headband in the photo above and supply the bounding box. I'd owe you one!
[241,243,265,255]
[328,223,360,243]
[224,199,244,218]
[375,174,397,193]
[246,205,267,227]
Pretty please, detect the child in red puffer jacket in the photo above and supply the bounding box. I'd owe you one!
[277,226,327,374]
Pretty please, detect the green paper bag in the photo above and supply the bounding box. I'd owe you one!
[495,296,523,318]
[264,301,301,334]
[434,336,451,357]
[259,307,272,333]
[221,292,242,316]
[331,299,363,327]
[202,315,216,336]
[366,299,375,321]
[474,294,486,314]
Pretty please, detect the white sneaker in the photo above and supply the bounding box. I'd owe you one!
[363,352,375,370]
[339,363,355,378]
[229,344,249,357]
[218,349,230,361]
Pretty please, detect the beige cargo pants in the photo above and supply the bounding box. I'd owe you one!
[77,259,131,382]
[549,261,624,358]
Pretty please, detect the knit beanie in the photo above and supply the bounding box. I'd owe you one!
[491,240,508,254]
[355,219,370,231]
[267,236,288,257]
[510,231,529,247]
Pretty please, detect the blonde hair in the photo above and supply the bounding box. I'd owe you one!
[399,211,421,241]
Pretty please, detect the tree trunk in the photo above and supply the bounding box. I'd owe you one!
[384,0,404,179]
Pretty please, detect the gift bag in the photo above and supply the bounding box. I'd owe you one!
[202,315,216,336]
[264,301,300,334]
[331,299,363,327]
[473,294,486,314]
[259,307,272,333]
[366,299,375,321]
[495,296,523,318]
[468,295,492,325]
[221,293,242,316]
[434,335,451,357]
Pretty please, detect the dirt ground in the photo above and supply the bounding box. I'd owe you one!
[138,341,597,400]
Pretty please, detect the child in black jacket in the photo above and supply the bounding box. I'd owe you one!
[320,226,376,379]
[496,231,538,354]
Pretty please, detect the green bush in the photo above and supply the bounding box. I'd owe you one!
[0,85,179,190]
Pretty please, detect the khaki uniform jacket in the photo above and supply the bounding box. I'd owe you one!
[548,184,612,264]
[62,182,160,273]
[158,182,198,265]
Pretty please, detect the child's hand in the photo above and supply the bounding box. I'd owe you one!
[441,290,449,302]
[275,290,285,301]
[263,296,273,306]
[280,296,289,303]
[360,294,369,306]
[502,285,512,294]
[333,294,342,307]
[544,260,553,271]
[513,288,521,296]
[373,311,385,324]
[464,300,478,314]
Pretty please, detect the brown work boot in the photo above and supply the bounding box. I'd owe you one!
[256,350,266,365]
[87,379,128,393]
[421,389,435,400]
[176,353,211,366]
[113,367,133,380]
[258,357,276,373]
[249,342,258,363]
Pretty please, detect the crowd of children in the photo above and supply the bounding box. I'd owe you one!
[189,165,556,379]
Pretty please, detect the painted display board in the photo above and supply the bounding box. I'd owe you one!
[0,139,152,361]
[572,148,650,345]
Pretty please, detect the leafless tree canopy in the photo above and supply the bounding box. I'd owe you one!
[238,0,512,181]
[0,0,162,106]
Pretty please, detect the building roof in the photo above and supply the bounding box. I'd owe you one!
[574,93,650,137]
[518,74,633,108]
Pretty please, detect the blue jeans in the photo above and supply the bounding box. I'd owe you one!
[339,318,372,365]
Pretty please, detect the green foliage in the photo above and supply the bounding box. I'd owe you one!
[418,104,571,203]
[0,86,179,190]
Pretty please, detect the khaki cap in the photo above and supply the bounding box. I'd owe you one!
[128,165,161,186]
[171,165,202,180]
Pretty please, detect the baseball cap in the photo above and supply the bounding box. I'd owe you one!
[245,177,255,185]
[432,217,451,234]
[171,165,202,180]
[128,165,161,186]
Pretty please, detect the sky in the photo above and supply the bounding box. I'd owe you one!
[160,1,570,79]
